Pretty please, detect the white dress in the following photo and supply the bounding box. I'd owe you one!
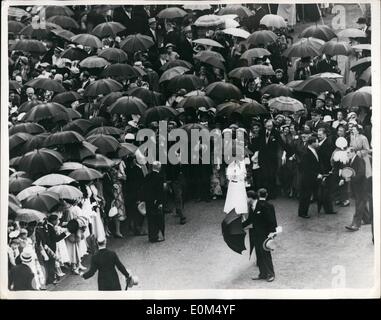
[277,4,296,27]
[55,226,70,264]
[224,160,248,214]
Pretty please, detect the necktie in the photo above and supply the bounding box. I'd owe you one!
[266,131,270,143]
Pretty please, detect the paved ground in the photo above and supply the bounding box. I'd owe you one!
[53,196,374,291]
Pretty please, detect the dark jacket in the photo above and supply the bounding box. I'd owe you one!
[300,148,321,187]
[177,36,194,63]
[243,200,277,237]
[140,171,164,204]
[9,263,35,291]
[257,129,284,167]
[43,223,67,253]
[82,248,130,291]
[125,164,146,203]
[317,138,335,174]
[350,155,367,197]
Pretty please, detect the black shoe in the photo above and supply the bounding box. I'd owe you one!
[149,238,164,243]
[267,276,275,282]
[345,225,359,231]
[299,214,310,219]
[180,217,187,225]
[325,211,337,215]
[252,275,266,280]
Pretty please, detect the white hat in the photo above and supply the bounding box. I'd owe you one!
[127,120,138,129]
[347,112,357,120]
[20,249,33,263]
[335,137,348,149]
[124,133,135,141]
[9,230,20,239]
[323,115,333,122]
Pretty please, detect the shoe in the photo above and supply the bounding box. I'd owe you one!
[267,276,275,282]
[325,211,337,215]
[114,233,124,239]
[335,200,341,205]
[252,276,266,280]
[345,225,359,231]
[72,269,80,275]
[180,217,187,225]
[149,238,164,243]
[340,201,350,207]
[299,214,310,219]
[58,272,66,277]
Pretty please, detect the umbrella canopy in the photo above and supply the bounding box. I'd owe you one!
[86,134,120,155]
[352,44,371,51]
[16,209,46,223]
[221,209,246,254]
[62,119,94,135]
[22,102,70,123]
[18,133,49,154]
[9,194,22,215]
[101,63,139,79]
[140,106,178,125]
[19,22,62,40]
[205,82,242,103]
[293,77,342,94]
[194,15,224,27]
[222,28,250,39]
[91,22,126,38]
[18,148,64,176]
[86,126,123,138]
[218,5,253,18]
[127,87,164,107]
[228,67,259,80]
[350,57,371,73]
[160,59,193,72]
[25,78,66,93]
[283,37,325,58]
[52,91,82,106]
[176,95,216,110]
[44,130,85,147]
[47,15,79,29]
[22,191,60,212]
[8,7,30,19]
[120,34,154,53]
[357,86,371,94]
[9,132,33,151]
[117,143,138,158]
[321,40,353,56]
[79,56,110,69]
[63,141,97,161]
[60,47,88,61]
[194,51,225,69]
[157,7,187,19]
[48,185,83,200]
[341,91,371,108]
[33,173,75,186]
[183,4,212,11]
[84,79,123,97]
[83,154,115,169]
[262,84,294,97]
[69,167,103,181]
[10,171,28,180]
[108,96,148,115]
[159,66,190,83]
[216,101,241,117]
[260,14,287,29]
[11,39,47,54]
[9,80,22,91]
[51,28,75,42]
[8,20,25,34]
[360,66,371,84]
[240,48,271,63]
[193,38,224,48]
[268,96,304,112]
[310,72,343,79]
[250,65,275,76]
[16,186,47,202]
[18,100,44,113]
[300,25,336,41]
[9,176,33,194]
[71,33,102,49]
[168,74,204,93]
[236,102,269,117]
[247,30,278,46]
[59,162,84,171]
[337,28,366,39]
[98,48,128,63]
[39,5,74,18]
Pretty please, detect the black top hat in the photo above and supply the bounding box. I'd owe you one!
[356,17,367,24]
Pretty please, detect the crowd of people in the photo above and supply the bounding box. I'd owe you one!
[7,3,373,290]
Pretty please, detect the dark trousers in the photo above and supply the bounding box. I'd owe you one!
[146,202,165,241]
[45,257,56,284]
[126,200,145,234]
[259,164,278,198]
[253,232,275,278]
[352,191,370,228]
[320,177,334,214]
[298,182,317,216]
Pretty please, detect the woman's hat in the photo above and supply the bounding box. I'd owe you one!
[20,249,33,263]
[263,237,276,252]
[323,115,333,123]
[335,137,348,149]
[165,43,175,49]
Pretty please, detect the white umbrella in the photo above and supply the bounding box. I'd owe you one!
[223,28,250,39]
[260,14,287,29]
[193,38,224,48]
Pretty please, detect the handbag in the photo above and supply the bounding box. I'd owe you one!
[108,204,119,218]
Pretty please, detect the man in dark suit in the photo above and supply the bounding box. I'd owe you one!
[317,127,336,214]
[298,135,324,218]
[243,188,278,282]
[139,161,165,243]
[9,249,35,291]
[112,5,135,36]
[82,240,131,291]
[176,25,194,64]
[257,119,285,199]
[344,147,370,231]
[305,109,327,133]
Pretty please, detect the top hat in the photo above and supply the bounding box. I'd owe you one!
[356,17,367,24]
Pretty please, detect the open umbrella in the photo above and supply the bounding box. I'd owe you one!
[59,162,84,172]
[352,44,371,51]
[19,23,62,40]
[127,87,164,107]
[341,91,371,108]
[39,5,74,18]
[16,209,46,223]
[183,4,211,11]
[52,91,82,106]
[180,123,208,136]
[357,86,371,94]
[47,15,79,29]
[91,22,126,38]
[140,106,178,125]
[11,39,47,54]
[283,37,325,58]
[33,173,75,186]
[44,131,85,147]
[360,67,371,84]
[160,60,193,72]
[9,194,22,215]
[60,47,88,61]
[159,66,190,83]
[268,96,304,113]
[51,28,75,42]
[336,28,366,39]
[310,72,343,79]
[221,209,246,254]
[79,56,110,69]
[101,63,139,79]
[22,102,70,123]
[86,126,122,138]
[18,148,64,176]
[8,20,25,34]
[321,40,353,56]
[293,77,342,94]
[22,191,60,212]
[9,132,33,152]
[216,101,241,117]
[194,52,225,70]
[18,133,49,154]
[9,176,33,194]
[240,48,271,63]
[194,15,224,27]
[222,28,250,39]
[206,82,242,103]
[18,100,43,113]
[176,95,215,110]
[98,48,128,63]
[86,134,120,155]
[247,30,278,46]
[108,96,147,115]
[63,141,97,161]
[262,84,294,97]
[69,167,103,181]
[120,34,154,53]
[47,185,83,200]
[62,119,94,135]
[228,67,259,80]
[83,154,115,169]
[25,78,66,93]
[16,186,46,202]
[84,79,123,97]
[250,65,275,76]
[260,14,287,28]
[157,7,187,19]
[350,57,371,74]
[300,25,336,41]
[193,38,224,48]
[236,101,269,116]
[168,74,204,93]
[117,143,138,158]
[218,5,253,18]
[71,33,102,49]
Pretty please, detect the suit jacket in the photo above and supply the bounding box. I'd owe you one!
[258,129,284,167]
[112,7,135,35]
[177,36,194,63]
[43,223,66,253]
[243,200,277,237]
[350,155,367,197]
[9,263,35,290]
[317,138,335,174]
[125,164,146,203]
[83,248,130,291]
[140,171,164,204]
[300,148,321,187]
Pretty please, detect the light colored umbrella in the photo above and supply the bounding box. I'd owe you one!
[16,209,46,223]
[352,44,371,51]
[193,38,224,48]
[240,48,271,61]
[71,33,102,49]
[357,86,371,94]
[33,173,75,186]
[194,15,224,27]
[250,65,275,76]
[48,185,83,200]
[247,30,278,46]
[59,162,84,171]
[219,15,240,28]
[159,66,190,83]
[17,186,47,202]
[337,28,366,39]
[223,28,250,39]
[79,56,110,68]
[268,96,304,112]
[157,7,187,19]
[310,73,343,79]
[321,40,353,56]
[260,14,287,29]
[282,37,325,58]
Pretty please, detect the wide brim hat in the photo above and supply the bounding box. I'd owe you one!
[335,137,348,149]
[20,249,33,263]
[263,237,276,251]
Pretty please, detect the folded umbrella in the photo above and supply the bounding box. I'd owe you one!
[86,134,120,155]
[300,25,336,41]
[69,167,103,181]
[16,208,46,223]
[120,34,154,53]
[62,119,94,135]
[98,48,128,63]
[268,96,304,113]
[47,185,83,201]
[159,66,190,83]
[84,79,123,97]
[91,22,126,38]
[205,82,242,103]
[33,173,75,186]
[71,33,102,49]
[247,30,278,46]
[9,176,33,194]
[80,56,110,69]
[25,78,66,93]
[108,96,148,116]
[18,148,64,176]
[221,209,246,254]
[157,7,187,19]
[22,191,60,212]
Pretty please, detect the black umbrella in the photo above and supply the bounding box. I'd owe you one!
[221,209,246,254]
